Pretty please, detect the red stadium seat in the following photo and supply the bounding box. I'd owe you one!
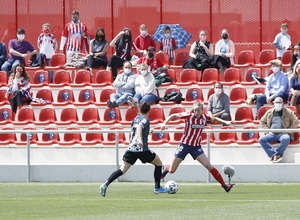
[0,127,16,145]
[229,87,247,104]
[148,107,165,124]
[31,71,49,88]
[49,70,71,87]
[91,70,113,87]
[98,107,121,125]
[181,87,204,105]
[201,126,215,145]
[70,70,91,87]
[44,53,66,70]
[0,71,8,86]
[95,88,116,106]
[290,132,300,145]
[236,126,260,145]
[213,126,237,145]
[55,107,78,125]
[197,68,218,86]
[167,106,186,125]
[233,50,255,69]
[0,108,13,125]
[120,107,140,125]
[160,69,176,86]
[36,127,60,145]
[168,126,185,145]
[281,50,293,69]
[15,127,39,145]
[170,52,190,68]
[0,89,9,105]
[31,89,54,106]
[12,108,35,125]
[154,52,170,66]
[254,49,276,76]
[252,87,265,95]
[59,127,82,145]
[148,127,170,145]
[253,106,273,124]
[241,68,262,86]
[52,89,75,106]
[77,107,100,125]
[158,87,181,105]
[73,89,96,106]
[80,127,104,145]
[203,87,215,105]
[176,69,197,86]
[102,127,125,145]
[221,68,241,86]
[34,107,57,125]
[234,106,254,124]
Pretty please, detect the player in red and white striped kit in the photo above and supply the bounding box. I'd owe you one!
[159,26,177,65]
[59,10,87,62]
[160,102,235,193]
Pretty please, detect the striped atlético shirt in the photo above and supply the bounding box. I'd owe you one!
[119,42,138,60]
[179,112,211,146]
[61,21,87,52]
[160,37,177,58]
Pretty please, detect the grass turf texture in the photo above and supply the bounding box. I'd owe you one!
[0,182,300,220]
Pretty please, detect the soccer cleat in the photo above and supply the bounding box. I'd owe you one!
[223,184,234,193]
[99,184,107,197]
[154,186,170,194]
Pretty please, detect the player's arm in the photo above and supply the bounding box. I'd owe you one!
[137,124,143,149]
[211,116,235,126]
[161,113,181,130]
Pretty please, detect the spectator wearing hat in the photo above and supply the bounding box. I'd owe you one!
[256,59,289,118]
[290,41,300,70]
[137,46,166,74]
[1,28,37,78]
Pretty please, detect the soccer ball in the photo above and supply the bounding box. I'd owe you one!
[165,180,178,194]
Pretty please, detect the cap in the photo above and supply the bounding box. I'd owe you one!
[294,44,300,50]
[147,46,155,52]
[17,28,25,34]
[269,59,282,66]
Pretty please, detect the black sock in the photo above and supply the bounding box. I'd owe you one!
[154,166,162,189]
[105,169,123,186]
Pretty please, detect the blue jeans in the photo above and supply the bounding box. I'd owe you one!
[110,92,133,105]
[259,133,290,158]
[256,93,288,116]
[46,58,53,83]
[133,93,159,104]
[1,59,21,78]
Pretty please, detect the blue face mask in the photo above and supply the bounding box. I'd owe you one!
[281,29,287,34]
[274,103,282,111]
[72,18,79,23]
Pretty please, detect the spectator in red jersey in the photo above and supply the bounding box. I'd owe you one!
[158,26,177,65]
[134,24,157,55]
[160,102,235,193]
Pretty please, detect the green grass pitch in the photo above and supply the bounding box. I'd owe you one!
[0,182,300,220]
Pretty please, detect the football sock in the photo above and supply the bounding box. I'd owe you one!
[105,169,123,186]
[154,166,162,189]
[210,167,225,187]
[161,165,170,178]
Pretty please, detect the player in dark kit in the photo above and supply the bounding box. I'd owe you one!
[99,101,169,196]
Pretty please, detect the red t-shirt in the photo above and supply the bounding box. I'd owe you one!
[134,34,156,51]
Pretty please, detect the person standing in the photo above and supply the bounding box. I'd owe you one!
[158,26,177,65]
[273,23,292,60]
[134,24,156,53]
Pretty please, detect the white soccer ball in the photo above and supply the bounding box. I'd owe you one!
[222,164,235,177]
[165,180,178,194]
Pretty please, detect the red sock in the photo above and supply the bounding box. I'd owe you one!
[210,167,225,187]
[166,165,170,172]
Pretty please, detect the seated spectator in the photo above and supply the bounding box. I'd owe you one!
[5,64,32,120]
[107,28,140,80]
[107,61,136,108]
[207,82,230,125]
[256,60,289,118]
[289,60,300,115]
[183,30,212,72]
[158,26,177,65]
[134,24,156,54]
[127,63,158,107]
[1,28,37,78]
[290,41,300,70]
[0,40,7,70]
[86,27,109,72]
[259,97,298,163]
[211,29,235,73]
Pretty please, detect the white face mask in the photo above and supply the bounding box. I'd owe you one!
[124,68,131,74]
[164,33,170,38]
[17,34,25,40]
[141,70,148,76]
[140,30,146,36]
[214,88,222,95]
[274,103,282,111]
[281,29,287,34]
[272,66,280,73]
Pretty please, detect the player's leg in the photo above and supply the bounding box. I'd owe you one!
[150,154,169,193]
[161,157,183,179]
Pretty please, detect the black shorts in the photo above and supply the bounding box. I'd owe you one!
[122,150,156,165]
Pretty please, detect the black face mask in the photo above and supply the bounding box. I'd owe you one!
[124,35,130,39]
[148,52,154,58]
[97,34,104,41]
[296,53,300,58]
[222,34,228,40]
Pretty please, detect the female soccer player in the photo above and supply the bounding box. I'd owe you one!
[99,101,169,196]
[160,101,235,192]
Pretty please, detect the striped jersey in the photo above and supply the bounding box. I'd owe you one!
[160,37,177,58]
[118,42,138,60]
[60,21,87,52]
[179,112,211,146]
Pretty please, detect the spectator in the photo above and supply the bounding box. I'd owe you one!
[37,23,57,82]
[256,60,289,118]
[183,30,212,72]
[107,61,136,108]
[289,60,300,115]
[5,64,32,120]
[107,28,140,80]
[211,29,235,73]
[259,97,299,163]
[290,41,300,70]
[158,26,177,65]
[1,28,37,78]
[86,27,109,71]
[207,82,230,124]
[0,41,7,70]
[273,23,292,60]
[134,24,156,54]
[127,63,158,107]
[59,10,88,63]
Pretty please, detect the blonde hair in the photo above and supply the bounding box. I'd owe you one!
[191,102,204,112]
[42,23,50,28]
[139,63,148,69]
[293,60,300,78]
[140,24,147,30]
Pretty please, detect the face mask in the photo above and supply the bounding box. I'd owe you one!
[296,53,300,58]
[140,30,146,36]
[274,103,282,111]
[222,34,228,40]
[200,36,206,41]
[141,70,148,76]
[272,66,280,73]
[124,34,130,39]
[124,68,131,74]
[214,88,222,95]
[43,29,49,34]
[281,29,287,34]
[164,33,170,38]
[72,18,79,23]
[17,34,25,40]
[148,52,154,59]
